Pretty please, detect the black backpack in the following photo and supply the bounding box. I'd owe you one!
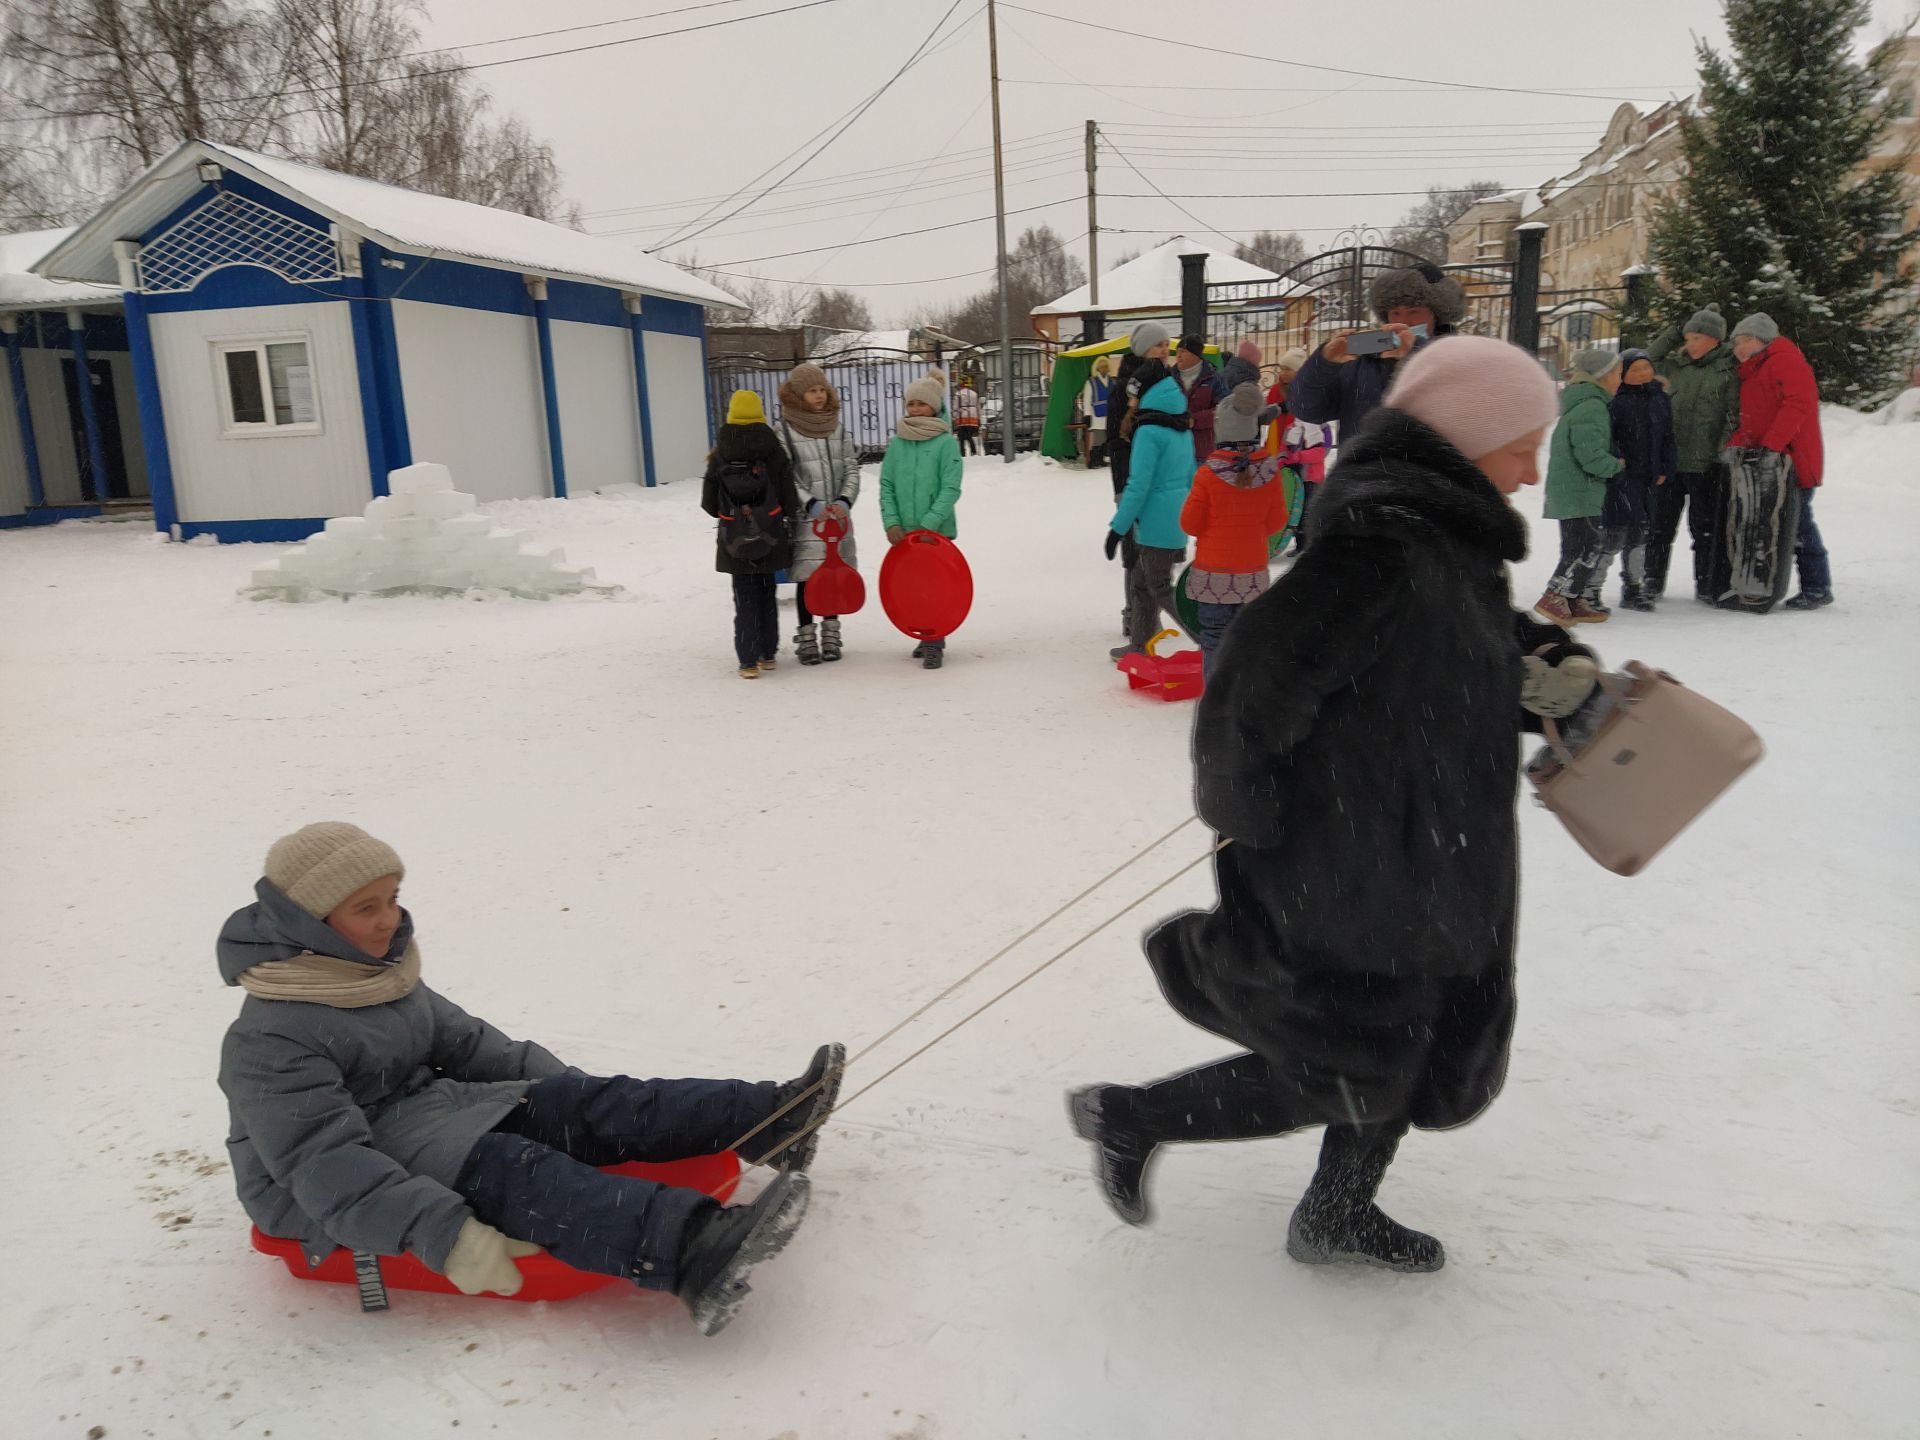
[715,458,785,561]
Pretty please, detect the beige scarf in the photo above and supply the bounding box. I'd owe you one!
[239,940,422,1008]
[778,378,841,439]
[896,414,950,442]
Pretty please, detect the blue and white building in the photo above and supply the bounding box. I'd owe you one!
[16,139,742,541]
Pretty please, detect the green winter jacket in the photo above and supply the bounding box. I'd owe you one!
[1648,326,1740,473]
[1544,380,1622,521]
[879,425,963,538]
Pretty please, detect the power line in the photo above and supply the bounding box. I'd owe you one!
[646,0,974,253]
[1105,180,1680,198]
[998,5,1687,104]
[705,229,1089,289]
[579,131,1079,222]
[1097,137,1244,255]
[1004,78,1682,97]
[708,195,1077,267]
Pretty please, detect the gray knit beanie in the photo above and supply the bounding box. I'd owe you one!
[265,822,405,918]
[1570,346,1622,381]
[1731,312,1779,345]
[1129,320,1171,356]
[1683,306,1727,341]
[1213,383,1280,445]
[903,368,948,411]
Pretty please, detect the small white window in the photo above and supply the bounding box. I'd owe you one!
[215,337,320,435]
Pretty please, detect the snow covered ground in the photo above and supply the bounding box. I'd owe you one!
[4,412,1916,1439]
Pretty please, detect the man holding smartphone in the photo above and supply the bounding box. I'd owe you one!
[1288,263,1467,465]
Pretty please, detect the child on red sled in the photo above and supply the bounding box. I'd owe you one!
[217,822,842,1335]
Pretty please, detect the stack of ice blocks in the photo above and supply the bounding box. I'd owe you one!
[246,463,596,598]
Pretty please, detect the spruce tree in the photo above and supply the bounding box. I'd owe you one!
[1650,0,1918,405]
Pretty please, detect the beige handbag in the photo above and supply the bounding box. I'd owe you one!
[1527,661,1765,877]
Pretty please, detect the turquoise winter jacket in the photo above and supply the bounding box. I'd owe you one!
[1112,377,1195,550]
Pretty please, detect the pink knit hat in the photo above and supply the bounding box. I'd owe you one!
[1386,336,1558,462]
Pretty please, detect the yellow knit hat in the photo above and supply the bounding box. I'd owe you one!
[264,822,405,918]
[725,390,767,426]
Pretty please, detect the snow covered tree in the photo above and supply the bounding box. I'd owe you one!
[1649,0,1919,404]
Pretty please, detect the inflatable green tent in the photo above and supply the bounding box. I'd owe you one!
[1042,336,1222,461]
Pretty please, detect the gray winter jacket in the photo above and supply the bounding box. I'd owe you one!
[216,882,568,1268]
[779,420,861,581]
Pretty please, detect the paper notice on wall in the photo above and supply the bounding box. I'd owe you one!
[286,365,316,424]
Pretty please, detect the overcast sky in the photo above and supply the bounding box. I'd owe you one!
[419,0,1920,324]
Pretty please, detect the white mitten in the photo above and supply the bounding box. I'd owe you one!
[442,1218,541,1296]
[1520,653,1599,719]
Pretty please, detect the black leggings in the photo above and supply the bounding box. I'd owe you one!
[793,585,838,627]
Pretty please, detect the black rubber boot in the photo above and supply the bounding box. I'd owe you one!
[1067,1085,1158,1226]
[1286,1120,1444,1273]
[737,1043,845,1173]
[674,1171,811,1336]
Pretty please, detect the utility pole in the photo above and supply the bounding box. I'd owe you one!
[1086,119,1099,308]
[988,0,1014,462]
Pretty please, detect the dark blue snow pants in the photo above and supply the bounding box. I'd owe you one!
[454,1072,779,1292]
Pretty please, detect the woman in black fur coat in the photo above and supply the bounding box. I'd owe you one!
[1070,337,1597,1273]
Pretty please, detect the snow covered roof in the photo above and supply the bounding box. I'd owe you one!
[32,140,744,311]
[1032,236,1291,317]
[0,229,122,311]
[811,326,966,359]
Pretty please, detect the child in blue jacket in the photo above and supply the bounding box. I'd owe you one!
[1106,365,1194,658]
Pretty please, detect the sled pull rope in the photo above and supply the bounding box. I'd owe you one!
[725,825,1230,1167]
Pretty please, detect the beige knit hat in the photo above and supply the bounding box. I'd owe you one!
[903,369,948,411]
[265,822,405,918]
[1274,347,1310,374]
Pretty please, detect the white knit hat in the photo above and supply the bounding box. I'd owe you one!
[264,822,405,918]
[1386,336,1559,462]
[903,369,948,411]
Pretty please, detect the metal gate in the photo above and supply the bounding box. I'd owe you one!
[708,348,932,458]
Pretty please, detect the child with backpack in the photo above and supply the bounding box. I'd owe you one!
[703,390,803,679]
[879,370,964,669]
[1106,361,1193,659]
[218,822,844,1335]
[1179,383,1287,676]
[777,363,861,666]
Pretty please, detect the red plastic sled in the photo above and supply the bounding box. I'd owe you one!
[1116,629,1204,702]
[803,515,865,616]
[878,530,973,641]
[250,1152,741,1303]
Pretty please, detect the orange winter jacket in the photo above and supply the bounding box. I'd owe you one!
[1180,448,1290,573]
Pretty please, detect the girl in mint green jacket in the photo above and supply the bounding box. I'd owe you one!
[880,370,964,667]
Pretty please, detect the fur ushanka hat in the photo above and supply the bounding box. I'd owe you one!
[1368,263,1467,328]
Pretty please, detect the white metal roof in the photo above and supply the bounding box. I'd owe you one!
[0,229,123,311]
[1033,236,1290,317]
[32,140,744,311]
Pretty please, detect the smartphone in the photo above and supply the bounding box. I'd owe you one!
[1347,329,1400,356]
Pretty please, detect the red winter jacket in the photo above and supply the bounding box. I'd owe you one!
[1730,336,1823,487]
[1180,448,1290,572]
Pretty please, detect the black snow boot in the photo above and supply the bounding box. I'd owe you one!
[911,641,927,659]
[737,1042,845,1173]
[1783,590,1834,610]
[1286,1120,1444,1273]
[1620,586,1656,613]
[674,1171,812,1336]
[1068,1085,1158,1226]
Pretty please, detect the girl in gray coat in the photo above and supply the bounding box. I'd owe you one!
[778,362,861,665]
[216,822,844,1336]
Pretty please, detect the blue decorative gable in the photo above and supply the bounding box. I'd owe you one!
[137,189,341,294]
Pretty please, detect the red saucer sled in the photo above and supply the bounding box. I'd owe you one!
[878,530,973,640]
[1116,628,1204,702]
[250,1152,741,1303]
[803,515,865,616]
